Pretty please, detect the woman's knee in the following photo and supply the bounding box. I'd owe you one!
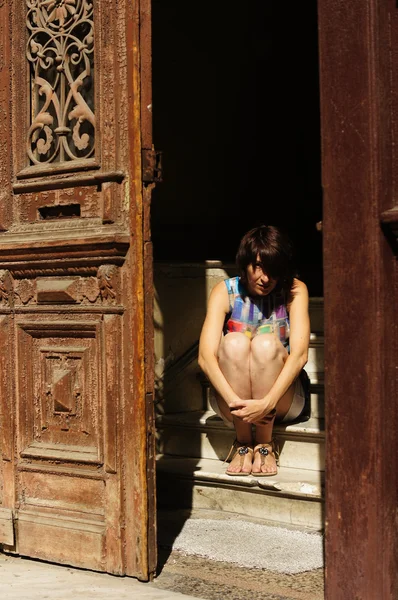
[251,333,286,363]
[218,332,251,365]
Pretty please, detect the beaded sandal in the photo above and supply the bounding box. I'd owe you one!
[252,441,278,477]
[224,440,253,476]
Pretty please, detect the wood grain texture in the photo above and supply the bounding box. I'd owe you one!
[318,0,398,597]
[0,0,155,579]
[0,508,14,546]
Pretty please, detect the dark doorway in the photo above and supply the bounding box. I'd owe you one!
[151,1,322,295]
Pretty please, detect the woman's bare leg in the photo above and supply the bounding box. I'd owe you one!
[249,334,295,474]
[217,333,253,474]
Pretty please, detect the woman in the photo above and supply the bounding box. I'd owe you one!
[198,225,310,476]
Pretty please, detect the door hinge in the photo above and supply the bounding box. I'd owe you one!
[142,148,163,183]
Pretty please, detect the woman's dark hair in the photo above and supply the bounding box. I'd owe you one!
[236,225,298,295]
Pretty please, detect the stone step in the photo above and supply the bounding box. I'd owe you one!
[306,333,324,386]
[307,297,324,334]
[308,383,324,419]
[156,455,324,530]
[156,411,325,472]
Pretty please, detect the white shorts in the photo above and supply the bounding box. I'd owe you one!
[208,392,235,429]
[280,376,306,423]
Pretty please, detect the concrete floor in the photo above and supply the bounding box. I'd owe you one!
[0,553,198,600]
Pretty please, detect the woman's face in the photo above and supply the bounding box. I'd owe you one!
[245,257,277,296]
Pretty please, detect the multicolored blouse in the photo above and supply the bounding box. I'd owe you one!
[224,276,290,347]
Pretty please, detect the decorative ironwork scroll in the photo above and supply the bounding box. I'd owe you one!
[26,0,95,165]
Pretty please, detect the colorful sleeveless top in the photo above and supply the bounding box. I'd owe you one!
[224,276,290,347]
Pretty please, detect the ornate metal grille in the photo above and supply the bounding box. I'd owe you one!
[26,0,95,166]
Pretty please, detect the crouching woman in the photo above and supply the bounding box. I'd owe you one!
[198,225,310,476]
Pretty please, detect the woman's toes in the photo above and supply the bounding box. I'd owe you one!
[227,450,252,474]
[252,448,277,475]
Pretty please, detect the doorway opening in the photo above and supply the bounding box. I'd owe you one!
[151,0,324,569]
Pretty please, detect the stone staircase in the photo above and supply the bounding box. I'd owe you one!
[155,262,325,531]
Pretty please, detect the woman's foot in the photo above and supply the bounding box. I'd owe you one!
[252,442,278,476]
[225,442,253,476]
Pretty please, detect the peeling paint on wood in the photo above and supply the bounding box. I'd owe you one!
[0,0,155,580]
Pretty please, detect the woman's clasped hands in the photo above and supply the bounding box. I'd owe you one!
[229,396,276,424]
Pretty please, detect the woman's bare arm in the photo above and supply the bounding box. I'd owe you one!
[198,282,242,407]
[264,279,310,405]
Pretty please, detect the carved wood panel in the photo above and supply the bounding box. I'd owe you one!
[26,0,95,167]
[17,317,102,462]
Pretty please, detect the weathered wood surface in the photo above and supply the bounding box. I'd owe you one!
[318,0,398,597]
[0,0,155,580]
[0,507,14,546]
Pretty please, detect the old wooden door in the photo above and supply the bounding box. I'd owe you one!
[0,0,157,580]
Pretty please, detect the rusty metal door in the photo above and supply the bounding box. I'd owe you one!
[0,0,157,580]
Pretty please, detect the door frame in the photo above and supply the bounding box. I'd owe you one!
[318,0,398,597]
